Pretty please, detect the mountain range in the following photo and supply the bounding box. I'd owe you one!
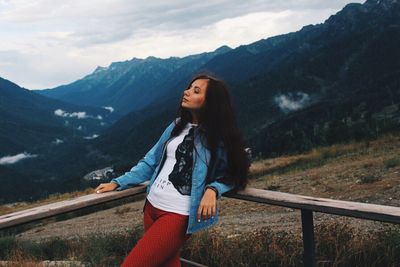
[35,46,231,115]
[0,77,122,156]
[1,0,399,204]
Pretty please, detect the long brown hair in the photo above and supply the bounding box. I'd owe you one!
[170,74,250,191]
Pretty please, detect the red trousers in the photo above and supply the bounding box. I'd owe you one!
[121,199,192,267]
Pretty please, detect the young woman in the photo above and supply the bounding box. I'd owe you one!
[95,74,250,267]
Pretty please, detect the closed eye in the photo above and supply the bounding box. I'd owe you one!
[188,84,201,93]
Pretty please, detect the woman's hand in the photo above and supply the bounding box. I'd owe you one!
[94,182,118,193]
[197,188,217,222]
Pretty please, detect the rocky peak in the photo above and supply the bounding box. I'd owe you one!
[365,0,399,9]
[214,45,232,54]
[93,66,107,74]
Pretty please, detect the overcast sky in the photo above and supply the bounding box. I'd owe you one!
[0,0,364,89]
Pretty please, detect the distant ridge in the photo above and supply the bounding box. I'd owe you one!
[35,46,232,115]
[2,0,400,204]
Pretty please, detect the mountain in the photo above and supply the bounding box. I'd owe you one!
[122,0,400,135]
[234,0,400,153]
[34,46,231,115]
[3,0,400,204]
[0,77,122,157]
[92,0,400,164]
[0,76,126,203]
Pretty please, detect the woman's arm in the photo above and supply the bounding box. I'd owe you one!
[198,143,235,221]
[205,143,234,199]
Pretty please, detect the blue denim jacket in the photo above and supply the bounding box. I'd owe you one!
[111,118,234,234]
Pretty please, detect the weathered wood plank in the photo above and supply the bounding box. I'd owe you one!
[225,188,400,224]
[0,185,147,230]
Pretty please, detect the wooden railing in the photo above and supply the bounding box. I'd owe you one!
[224,188,400,267]
[2,185,400,267]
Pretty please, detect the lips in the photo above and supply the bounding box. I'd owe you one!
[183,98,188,102]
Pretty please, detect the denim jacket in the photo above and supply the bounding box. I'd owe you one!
[111,118,234,234]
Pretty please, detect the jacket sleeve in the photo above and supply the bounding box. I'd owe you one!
[206,143,235,199]
[110,120,176,191]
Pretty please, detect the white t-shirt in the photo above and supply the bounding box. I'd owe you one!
[147,122,197,215]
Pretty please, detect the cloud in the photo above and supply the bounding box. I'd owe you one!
[52,138,64,144]
[274,91,311,113]
[0,152,38,165]
[103,106,114,112]
[54,109,102,120]
[0,0,364,88]
[84,134,99,139]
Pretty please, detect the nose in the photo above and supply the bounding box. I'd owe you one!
[184,90,190,97]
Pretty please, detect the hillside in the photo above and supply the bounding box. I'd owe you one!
[12,132,400,241]
[0,76,123,204]
[0,77,120,156]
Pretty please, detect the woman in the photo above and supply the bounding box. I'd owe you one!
[95,74,250,267]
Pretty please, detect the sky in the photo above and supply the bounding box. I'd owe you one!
[0,0,365,89]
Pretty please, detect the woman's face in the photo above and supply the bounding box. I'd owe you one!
[181,78,208,110]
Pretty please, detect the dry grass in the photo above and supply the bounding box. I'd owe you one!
[2,249,43,267]
[3,222,400,266]
[114,206,132,215]
[249,140,368,178]
[249,132,400,204]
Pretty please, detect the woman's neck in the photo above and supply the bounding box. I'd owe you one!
[188,109,200,124]
[191,115,199,124]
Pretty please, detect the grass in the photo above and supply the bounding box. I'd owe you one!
[249,141,368,179]
[385,157,400,169]
[250,132,400,200]
[114,206,132,215]
[1,222,400,266]
[250,132,400,180]
[0,225,143,267]
[358,174,382,184]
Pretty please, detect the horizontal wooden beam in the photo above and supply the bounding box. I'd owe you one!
[2,186,400,230]
[225,188,400,224]
[0,185,147,230]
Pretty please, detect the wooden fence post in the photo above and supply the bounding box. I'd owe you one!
[301,209,316,267]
